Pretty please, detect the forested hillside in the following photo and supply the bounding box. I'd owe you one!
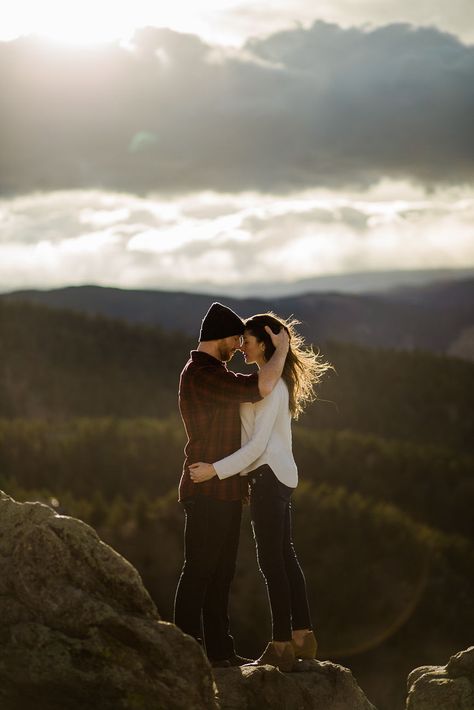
[0,300,188,418]
[1,299,473,451]
[1,298,473,710]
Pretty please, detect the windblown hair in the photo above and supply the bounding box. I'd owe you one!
[244,312,332,420]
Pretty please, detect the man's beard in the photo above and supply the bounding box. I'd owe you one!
[218,345,235,362]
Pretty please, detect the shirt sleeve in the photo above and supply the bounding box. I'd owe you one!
[194,363,262,405]
[213,382,284,479]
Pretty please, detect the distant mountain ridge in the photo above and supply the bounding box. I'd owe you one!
[194,267,474,298]
[3,278,474,359]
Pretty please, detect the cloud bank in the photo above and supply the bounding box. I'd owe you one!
[1,21,473,195]
[213,0,474,46]
[1,185,473,292]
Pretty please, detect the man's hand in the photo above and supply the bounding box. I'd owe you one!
[189,462,217,483]
[265,325,289,354]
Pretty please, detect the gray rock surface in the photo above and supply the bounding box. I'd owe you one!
[0,491,216,710]
[406,646,474,710]
[214,658,378,710]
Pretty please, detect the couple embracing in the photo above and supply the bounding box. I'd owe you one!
[174,302,330,671]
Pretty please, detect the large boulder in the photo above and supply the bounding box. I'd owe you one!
[0,491,216,710]
[406,646,474,709]
[214,659,378,710]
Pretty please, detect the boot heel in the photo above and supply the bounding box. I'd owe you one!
[277,644,296,672]
[292,631,317,660]
[251,641,296,672]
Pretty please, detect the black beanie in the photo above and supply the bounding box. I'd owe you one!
[199,302,245,341]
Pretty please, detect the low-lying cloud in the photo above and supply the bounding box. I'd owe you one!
[1,21,473,195]
[1,184,473,293]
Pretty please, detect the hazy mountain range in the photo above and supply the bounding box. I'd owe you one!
[3,272,474,360]
[190,268,474,298]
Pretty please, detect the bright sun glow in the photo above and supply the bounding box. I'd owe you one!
[2,0,473,47]
[0,0,236,46]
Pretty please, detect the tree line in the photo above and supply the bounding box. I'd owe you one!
[1,417,473,540]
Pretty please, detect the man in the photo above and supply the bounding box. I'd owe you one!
[174,301,289,667]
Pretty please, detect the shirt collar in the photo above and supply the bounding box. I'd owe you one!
[190,350,226,368]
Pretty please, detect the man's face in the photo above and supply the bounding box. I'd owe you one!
[217,334,242,362]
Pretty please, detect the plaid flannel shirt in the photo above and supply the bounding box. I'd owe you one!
[178,350,262,501]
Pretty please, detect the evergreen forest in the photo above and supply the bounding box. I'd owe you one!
[1,298,473,710]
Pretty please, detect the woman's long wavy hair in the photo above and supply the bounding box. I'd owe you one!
[244,312,332,420]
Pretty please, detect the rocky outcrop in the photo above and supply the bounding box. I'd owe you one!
[406,646,474,709]
[0,491,216,710]
[214,659,377,710]
[0,490,379,710]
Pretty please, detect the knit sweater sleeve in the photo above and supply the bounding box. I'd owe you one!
[213,381,283,479]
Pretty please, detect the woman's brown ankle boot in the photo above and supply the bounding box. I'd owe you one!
[254,641,295,672]
[292,630,317,660]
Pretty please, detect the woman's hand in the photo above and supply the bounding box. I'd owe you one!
[189,462,217,483]
[266,324,289,353]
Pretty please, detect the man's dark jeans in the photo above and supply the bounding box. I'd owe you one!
[249,464,312,641]
[174,494,242,661]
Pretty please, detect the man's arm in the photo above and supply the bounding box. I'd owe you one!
[190,381,285,483]
[257,327,289,397]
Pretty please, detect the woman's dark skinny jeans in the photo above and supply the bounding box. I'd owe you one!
[249,464,312,642]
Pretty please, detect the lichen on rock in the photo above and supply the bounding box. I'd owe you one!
[214,658,378,710]
[0,491,216,710]
[406,646,474,710]
[0,490,381,710]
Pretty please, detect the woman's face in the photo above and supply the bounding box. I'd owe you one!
[241,330,266,366]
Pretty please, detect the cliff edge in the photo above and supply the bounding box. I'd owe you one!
[0,491,379,709]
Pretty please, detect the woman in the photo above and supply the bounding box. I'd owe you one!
[189,313,331,671]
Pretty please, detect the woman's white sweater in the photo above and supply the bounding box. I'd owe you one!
[213,378,298,488]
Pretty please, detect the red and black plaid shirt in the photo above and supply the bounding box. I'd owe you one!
[178,350,262,502]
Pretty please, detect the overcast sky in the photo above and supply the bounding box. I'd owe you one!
[1,1,473,293]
